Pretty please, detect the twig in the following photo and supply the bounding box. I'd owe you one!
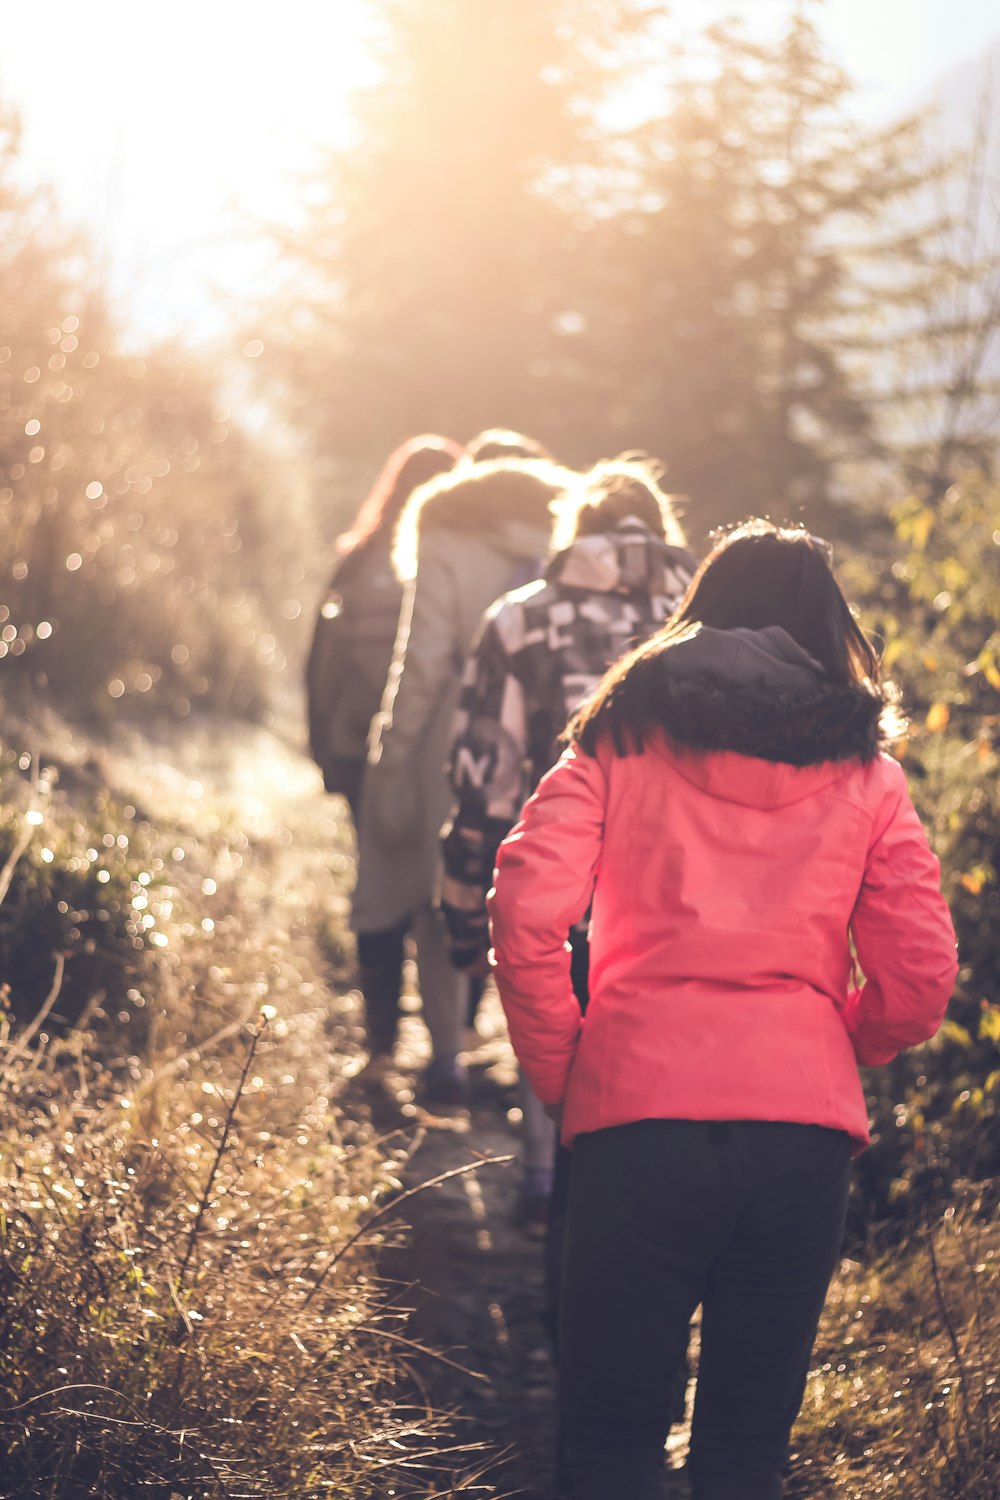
[0,952,66,1084]
[127,998,263,1104]
[927,1228,975,1440]
[69,987,107,1036]
[0,1381,202,1436]
[360,1323,489,1383]
[173,1014,268,1299]
[301,1152,514,1308]
[0,819,35,910]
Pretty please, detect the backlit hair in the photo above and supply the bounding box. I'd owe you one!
[552,457,686,551]
[336,435,463,556]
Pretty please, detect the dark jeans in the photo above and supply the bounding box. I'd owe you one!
[545,931,591,1346]
[561,1118,852,1500]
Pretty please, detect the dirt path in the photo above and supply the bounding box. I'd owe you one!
[370,1073,561,1498]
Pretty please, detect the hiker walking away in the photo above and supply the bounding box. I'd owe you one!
[305,435,463,1054]
[440,457,695,1236]
[489,523,958,1500]
[357,432,577,1102]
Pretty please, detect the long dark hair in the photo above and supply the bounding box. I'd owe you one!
[336,435,463,556]
[567,521,882,755]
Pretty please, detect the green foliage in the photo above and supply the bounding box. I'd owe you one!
[264,0,649,469]
[587,8,937,524]
[850,476,1000,1225]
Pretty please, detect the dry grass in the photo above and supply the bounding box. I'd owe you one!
[792,1199,999,1499]
[0,709,492,1499]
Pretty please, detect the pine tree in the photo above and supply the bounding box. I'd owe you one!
[590,3,944,529]
[266,0,654,468]
[873,81,1000,494]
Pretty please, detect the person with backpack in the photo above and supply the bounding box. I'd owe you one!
[356,433,577,1101]
[305,435,463,1053]
[488,523,958,1500]
[440,458,695,1233]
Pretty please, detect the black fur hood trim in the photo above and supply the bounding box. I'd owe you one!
[654,671,887,766]
[618,626,892,766]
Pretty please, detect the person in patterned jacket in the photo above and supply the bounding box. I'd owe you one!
[440,459,695,1239]
[441,459,695,971]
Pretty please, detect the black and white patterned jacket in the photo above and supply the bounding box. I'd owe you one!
[440,520,695,967]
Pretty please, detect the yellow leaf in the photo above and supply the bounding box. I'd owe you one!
[925,702,950,732]
[979,1003,1000,1043]
[922,652,939,672]
[960,871,984,895]
[911,508,935,551]
[941,1018,973,1048]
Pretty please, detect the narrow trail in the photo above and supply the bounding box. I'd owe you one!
[369,1072,561,1498]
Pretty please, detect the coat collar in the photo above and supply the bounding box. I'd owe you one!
[391,458,577,581]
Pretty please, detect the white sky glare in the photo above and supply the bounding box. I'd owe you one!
[1,0,998,344]
[1,1,375,339]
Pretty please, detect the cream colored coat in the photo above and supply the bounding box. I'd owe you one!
[351,460,572,933]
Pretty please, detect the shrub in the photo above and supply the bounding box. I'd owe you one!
[0,1015,457,1499]
[0,106,306,721]
[849,476,1000,1226]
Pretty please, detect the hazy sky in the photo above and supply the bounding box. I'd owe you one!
[800,0,997,106]
[1,0,997,344]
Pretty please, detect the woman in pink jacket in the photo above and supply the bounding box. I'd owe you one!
[488,523,957,1500]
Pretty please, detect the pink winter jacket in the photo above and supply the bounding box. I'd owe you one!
[488,728,957,1154]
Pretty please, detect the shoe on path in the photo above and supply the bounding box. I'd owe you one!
[420,1056,471,1107]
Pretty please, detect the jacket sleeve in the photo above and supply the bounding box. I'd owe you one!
[843,758,958,1066]
[441,607,530,968]
[488,744,607,1105]
[366,536,459,843]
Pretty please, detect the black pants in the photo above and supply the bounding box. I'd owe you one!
[545,932,591,1346]
[561,1118,851,1500]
